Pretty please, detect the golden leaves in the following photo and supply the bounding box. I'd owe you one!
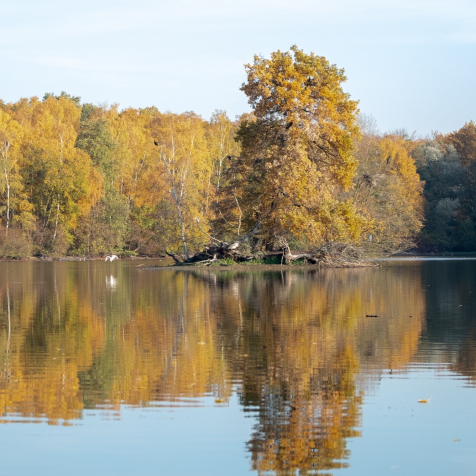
[234,46,365,247]
[352,130,423,255]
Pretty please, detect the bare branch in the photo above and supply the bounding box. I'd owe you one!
[194,218,223,245]
[234,193,243,236]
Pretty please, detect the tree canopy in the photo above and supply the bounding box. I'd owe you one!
[216,46,366,252]
[2,45,474,259]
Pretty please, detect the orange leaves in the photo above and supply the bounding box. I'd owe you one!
[242,46,359,156]
[446,121,476,168]
[352,127,424,255]
[234,46,363,247]
[0,110,29,233]
[1,96,102,252]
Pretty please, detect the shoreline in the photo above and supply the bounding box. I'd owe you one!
[3,251,476,266]
[0,255,375,269]
[0,255,165,262]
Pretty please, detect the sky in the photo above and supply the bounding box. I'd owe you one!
[2,0,475,135]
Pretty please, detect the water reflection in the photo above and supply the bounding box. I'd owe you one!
[418,260,476,384]
[0,260,465,473]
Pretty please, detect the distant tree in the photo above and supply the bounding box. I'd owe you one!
[413,140,469,250]
[43,91,81,106]
[446,121,476,169]
[409,122,476,251]
[74,104,132,255]
[385,127,418,141]
[353,124,423,255]
[0,110,25,234]
[151,112,211,257]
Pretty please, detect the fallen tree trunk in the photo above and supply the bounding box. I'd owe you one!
[165,219,374,267]
[168,243,254,265]
[166,238,374,268]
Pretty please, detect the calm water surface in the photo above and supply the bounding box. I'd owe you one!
[0,259,475,475]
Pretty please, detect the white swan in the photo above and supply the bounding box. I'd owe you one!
[105,255,119,261]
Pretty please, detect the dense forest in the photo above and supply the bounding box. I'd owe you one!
[0,47,474,260]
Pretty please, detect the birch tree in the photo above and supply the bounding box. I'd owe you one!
[152,112,209,257]
[0,110,25,235]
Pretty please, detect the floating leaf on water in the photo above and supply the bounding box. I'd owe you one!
[215,398,225,404]
[453,439,460,442]
[418,396,433,403]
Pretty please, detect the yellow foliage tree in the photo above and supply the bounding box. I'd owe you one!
[15,96,102,253]
[353,120,423,255]
[151,112,211,257]
[224,46,366,250]
[0,110,34,235]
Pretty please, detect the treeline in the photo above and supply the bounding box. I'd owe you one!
[0,55,474,258]
[0,91,474,259]
[357,117,476,252]
[413,122,476,251]
[0,93,239,257]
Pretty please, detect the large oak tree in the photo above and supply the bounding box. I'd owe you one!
[220,46,367,250]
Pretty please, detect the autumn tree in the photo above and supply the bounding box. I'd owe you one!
[218,46,367,254]
[151,112,211,257]
[352,117,423,255]
[17,96,102,254]
[0,110,35,257]
[74,104,131,255]
[445,122,476,248]
[0,84,434,259]
[446,121,476,169]
[208,111,239,191]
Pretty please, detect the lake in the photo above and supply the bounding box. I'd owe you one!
[0,259,475,475]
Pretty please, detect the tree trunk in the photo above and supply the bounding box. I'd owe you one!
[4,168,10,236]
[1,142,11,236]
[53,194,60,242]
[160,153,190,260]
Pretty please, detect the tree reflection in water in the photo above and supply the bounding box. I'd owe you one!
[0,262,427,473]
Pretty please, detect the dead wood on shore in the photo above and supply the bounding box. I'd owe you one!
[165,237,375,268]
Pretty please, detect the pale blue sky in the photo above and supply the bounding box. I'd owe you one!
[2,0,475,135]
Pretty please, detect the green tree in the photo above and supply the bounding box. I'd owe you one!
[413,138,474,251]
[74,103,129,255]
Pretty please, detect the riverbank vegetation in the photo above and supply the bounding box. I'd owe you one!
[0,46,474,261]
